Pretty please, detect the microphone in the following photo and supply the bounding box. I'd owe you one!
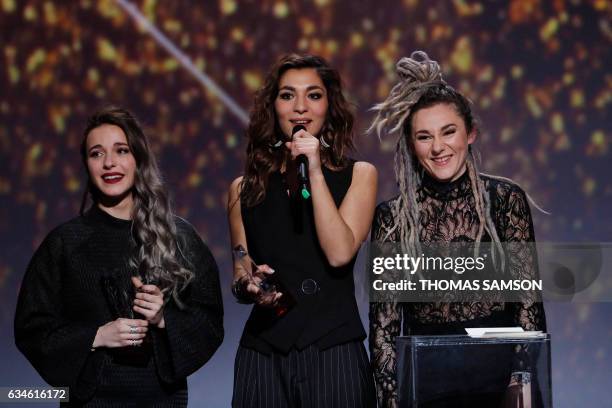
[292,125,311,200]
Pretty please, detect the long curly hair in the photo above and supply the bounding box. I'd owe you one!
[240,53,355,207]
[369,51,506,270]
[80,107,193,307]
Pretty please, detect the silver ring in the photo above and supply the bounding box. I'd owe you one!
[129,326,138,334]
[131,339,137,346]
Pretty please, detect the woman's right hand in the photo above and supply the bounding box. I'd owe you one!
[241,264,283,307]
[92,318,149,348]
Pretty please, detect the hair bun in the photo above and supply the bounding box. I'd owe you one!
[368,50,446,138]
[396,51,444,85]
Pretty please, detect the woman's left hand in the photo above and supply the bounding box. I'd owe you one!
[285,128,322,174]
[131,276,165,329]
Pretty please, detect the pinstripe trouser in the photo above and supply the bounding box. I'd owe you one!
[232,341,376,408]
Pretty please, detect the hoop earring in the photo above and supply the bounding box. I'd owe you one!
[319,134,331,148]
[319,122,333,149]
[269,138,283,149]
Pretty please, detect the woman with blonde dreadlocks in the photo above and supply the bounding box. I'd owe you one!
[368,52,546,407]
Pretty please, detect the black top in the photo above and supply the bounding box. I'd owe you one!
[369,171,547,407]
[240,162,366,353]
[14,206,224,407]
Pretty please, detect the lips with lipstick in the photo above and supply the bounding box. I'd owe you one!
[102,172,124,184]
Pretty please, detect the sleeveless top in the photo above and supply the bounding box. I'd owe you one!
[240,161,366,353]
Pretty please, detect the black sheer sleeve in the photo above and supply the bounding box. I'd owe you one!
[14,229,105,400]
[369,201,402,408]
[495,184,548,383]
[500,186,547,333]
[150,220,224,383]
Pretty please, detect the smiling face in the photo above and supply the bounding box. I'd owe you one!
[85,124,137,206]
[410,103,476,182]
[274,68,329,139]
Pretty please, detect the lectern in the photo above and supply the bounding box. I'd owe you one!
[396,334,552,407]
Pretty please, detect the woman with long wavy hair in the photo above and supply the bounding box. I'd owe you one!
[15,107,223,407]
[228,54,377,407]
[368,51,547,407]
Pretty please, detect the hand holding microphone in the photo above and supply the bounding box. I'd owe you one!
[285,125,321,200]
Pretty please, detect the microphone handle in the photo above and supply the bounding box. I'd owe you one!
[297,155,308,182]
[296,155,310,200]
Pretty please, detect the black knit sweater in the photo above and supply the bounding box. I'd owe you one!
[14,206,224,407]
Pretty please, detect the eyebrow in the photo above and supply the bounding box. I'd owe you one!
[415,123,457,134]
[279,85,325,92]
[87,142,129,153]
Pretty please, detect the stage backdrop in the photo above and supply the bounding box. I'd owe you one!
[1,1,610,406]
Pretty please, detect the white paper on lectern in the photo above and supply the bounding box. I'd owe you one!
[483,331,543,338]
[465,327,544,338]
[465,327,524,337]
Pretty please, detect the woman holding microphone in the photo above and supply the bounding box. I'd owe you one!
[228,54,377,407]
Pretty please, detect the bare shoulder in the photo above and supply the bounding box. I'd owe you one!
[230,176,243,191]
[229,176,244,197]
[352,161,378,183]
[227,176,244,211]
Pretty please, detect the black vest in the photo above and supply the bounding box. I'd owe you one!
[240,162,366,353]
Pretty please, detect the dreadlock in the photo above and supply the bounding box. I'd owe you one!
[369,51,509,271]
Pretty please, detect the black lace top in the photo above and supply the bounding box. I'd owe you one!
[369,171,547,408]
